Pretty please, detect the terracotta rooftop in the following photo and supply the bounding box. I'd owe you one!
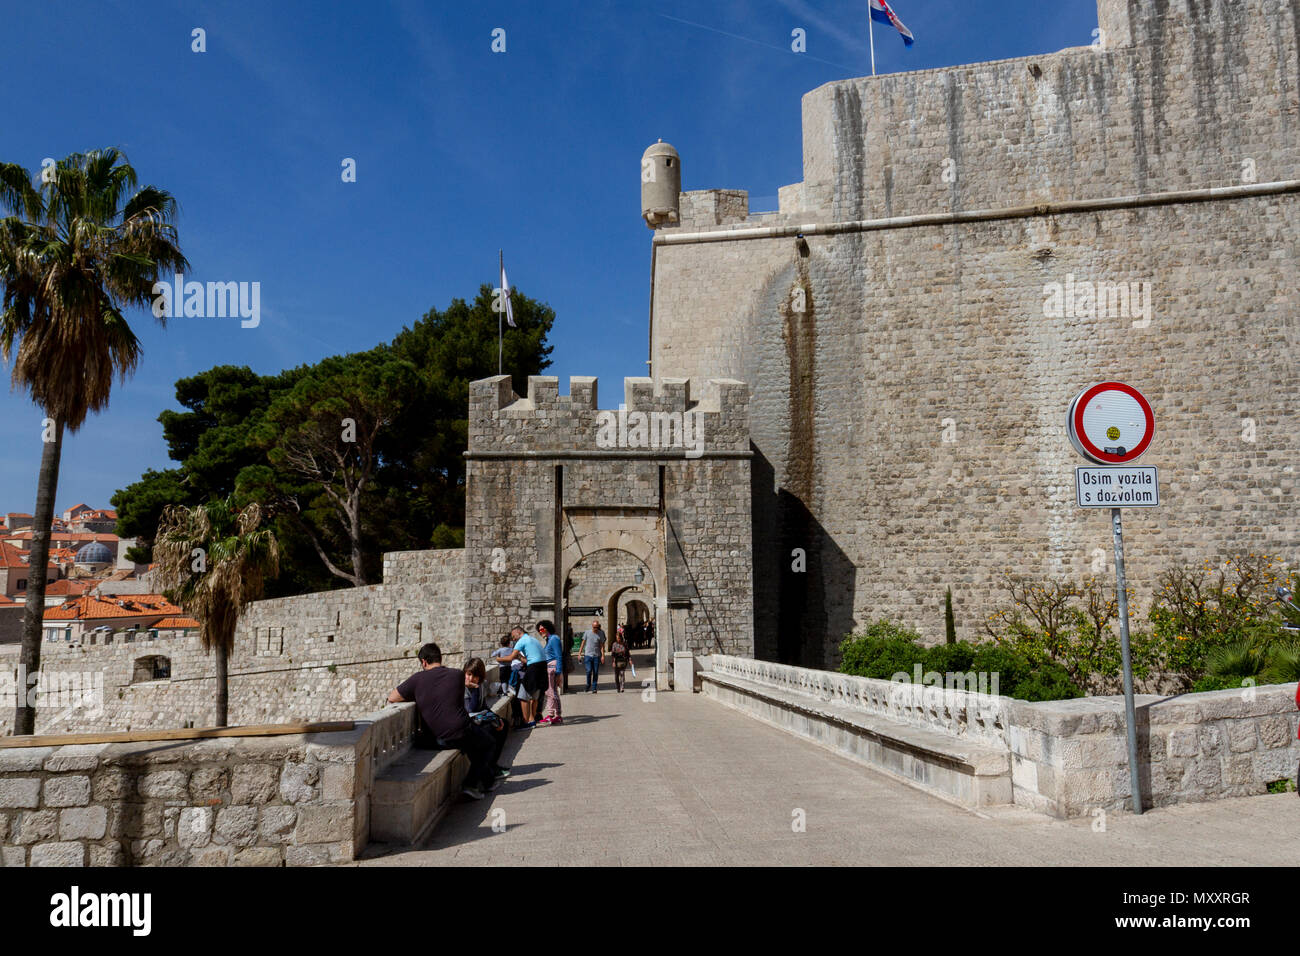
[154,616,199,629]
[44,594,182,622]
[45,579,91,596]
[0,541,57,571]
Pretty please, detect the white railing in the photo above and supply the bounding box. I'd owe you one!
[708,655,1011,748]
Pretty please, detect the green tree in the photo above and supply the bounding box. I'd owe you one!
[111,468,189,562]
[248,348,418,586]
[944,587,956,644]
[0,150,186,734]
[386,283,554,533]
[152,498,279,726]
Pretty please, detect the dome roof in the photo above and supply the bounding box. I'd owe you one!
[75,541,114,564]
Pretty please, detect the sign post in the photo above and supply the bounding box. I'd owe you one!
[1067,381,1157,815]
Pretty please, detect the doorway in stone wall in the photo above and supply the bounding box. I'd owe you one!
[562,548,658,695]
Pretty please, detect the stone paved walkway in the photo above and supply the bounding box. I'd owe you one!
[360,650,1296,866]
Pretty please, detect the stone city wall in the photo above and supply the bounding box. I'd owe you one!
[0,549,465,735]
[650,0,1300,666]
[464,375,753,666]
[0,720,373,867]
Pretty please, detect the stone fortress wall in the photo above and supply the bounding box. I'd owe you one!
[649,0,1300,666]
[0,550,464,735]
[463,374,754,677]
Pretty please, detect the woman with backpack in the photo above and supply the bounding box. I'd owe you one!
[611,629,630,692]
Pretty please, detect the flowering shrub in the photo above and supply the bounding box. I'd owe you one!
[1147,554,1298,690]
[981,575,1157,695]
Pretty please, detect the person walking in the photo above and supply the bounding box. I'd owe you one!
[610,628,630,692]
[579,619,606,693]
[538,619,564,725]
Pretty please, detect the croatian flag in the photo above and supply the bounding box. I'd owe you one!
[870,0,914,46]
[500,260,516,328]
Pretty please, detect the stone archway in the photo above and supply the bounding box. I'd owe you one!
[562,545,668,684]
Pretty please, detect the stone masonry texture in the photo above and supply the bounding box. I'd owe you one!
[649,0,1300,666]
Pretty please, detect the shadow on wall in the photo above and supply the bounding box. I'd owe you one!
[751,448,857,670]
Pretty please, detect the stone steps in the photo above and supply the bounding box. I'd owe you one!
[368,696,512,847]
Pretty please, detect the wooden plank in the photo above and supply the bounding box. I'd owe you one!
[0,720,356,749]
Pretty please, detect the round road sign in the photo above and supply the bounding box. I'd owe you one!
[1067,382,1155,464]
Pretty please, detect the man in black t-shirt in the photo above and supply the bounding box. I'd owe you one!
[389,643,499,799]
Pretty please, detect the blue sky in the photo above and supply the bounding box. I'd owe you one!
[0,0,1099,516]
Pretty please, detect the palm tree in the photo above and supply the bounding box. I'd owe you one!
[152,498,279,726]
[0,150,187,734]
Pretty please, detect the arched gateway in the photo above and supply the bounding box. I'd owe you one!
[463,374,754,687]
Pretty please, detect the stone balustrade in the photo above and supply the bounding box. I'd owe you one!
[709,655,1010,748]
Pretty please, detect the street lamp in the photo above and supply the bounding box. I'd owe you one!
[634,566,644,585]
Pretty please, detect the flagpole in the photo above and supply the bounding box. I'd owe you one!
[869,8,876,76]
[498,248,503,376]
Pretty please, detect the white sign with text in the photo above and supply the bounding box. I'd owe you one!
[1075,466,1160,508]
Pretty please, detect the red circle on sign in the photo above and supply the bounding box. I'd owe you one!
[1071,382,1155,464]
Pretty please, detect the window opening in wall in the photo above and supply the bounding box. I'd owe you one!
[326,634,335,643]
[395,609,402,645]
[132,655,171,683]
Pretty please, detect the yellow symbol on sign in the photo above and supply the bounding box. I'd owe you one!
[1106,426,1121,441]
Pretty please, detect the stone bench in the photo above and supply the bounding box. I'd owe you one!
[369,696,512,846]
[700,670,1012,808]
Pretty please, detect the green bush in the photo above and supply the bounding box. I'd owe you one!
[838,622,1081,701]
[922,642,975,675]
[839,620,928,680]
[1012,668,1084,701]
[1189,674,1250,693]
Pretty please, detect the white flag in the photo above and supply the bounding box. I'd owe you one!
[500,261,516,328]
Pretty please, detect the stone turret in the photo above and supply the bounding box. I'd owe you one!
[641,140,681,229]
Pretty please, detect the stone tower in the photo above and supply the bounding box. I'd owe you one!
[641,140,681,229]
[647,0,1300,667]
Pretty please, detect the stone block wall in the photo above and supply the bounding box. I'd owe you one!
[649,0,1300,666]
[0,721,373,867]
[1009,683,1300,816]
[0,549,465,735]
[464,375,753,665]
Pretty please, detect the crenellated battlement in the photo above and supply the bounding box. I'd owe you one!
[468,374,749,455]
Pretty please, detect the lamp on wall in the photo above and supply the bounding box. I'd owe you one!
[634,566,644,585]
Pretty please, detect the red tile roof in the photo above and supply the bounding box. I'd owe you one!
[5,531,118,543]
[45,579,91,596]
[154,616,199,629]
[43,594,182,622]
[0,540,56,571]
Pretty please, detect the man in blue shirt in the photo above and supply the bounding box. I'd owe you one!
[579,619,606,693]
[495,625,547,726]
[538,619,564,725]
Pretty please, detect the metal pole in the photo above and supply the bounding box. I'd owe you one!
[1111,506,1143,814]
[868,10,876,75]
[498,248,503,376]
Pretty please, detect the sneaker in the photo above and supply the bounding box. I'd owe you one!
[486,777,503,791]
[462,786,485,800]
[494,767,511,779]
[537,716,554,725]
[523,721,536,728]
